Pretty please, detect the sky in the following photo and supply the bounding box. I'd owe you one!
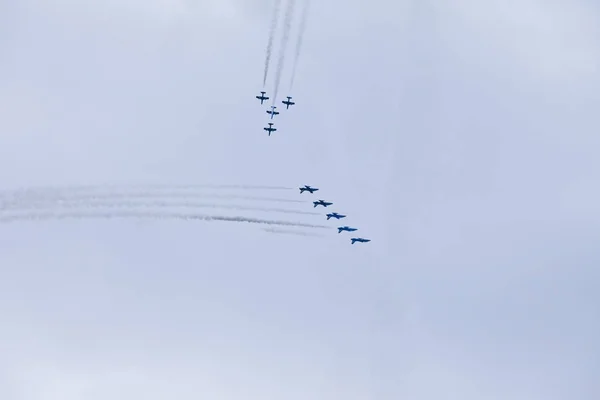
[1,0,599,399]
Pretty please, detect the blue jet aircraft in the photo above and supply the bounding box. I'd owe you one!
[256,91,269,104]
[326,212,346,220]
[351,238,371,244]
[267,105,279,119]
[263,122,277,136]
[313,199,333,208]
[299,185,319,194]
[338,226,358,233]
[282,96,295,109]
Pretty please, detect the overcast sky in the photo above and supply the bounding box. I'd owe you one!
[1,0,599,399]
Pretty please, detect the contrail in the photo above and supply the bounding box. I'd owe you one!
[289,0,310,90]
[263,227,323,237]
[0,183,294,198]
[272,0,296,104]
[0,211,330,229]
[0,191,307,209]
[0,199,320,216]
[263,0,282,87]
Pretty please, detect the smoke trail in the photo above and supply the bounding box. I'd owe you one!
[263,0,282,87]
[272,0,296,104]
[0,191,307,210]
[0,199,320,216]
[289,0,310,90]
[263,227,322,237]
[0,211,330,229]
[0,183,294,198]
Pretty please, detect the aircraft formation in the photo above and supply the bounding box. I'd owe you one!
[256,1,371,244]
[256,0,307,136]
[298,185,371,244]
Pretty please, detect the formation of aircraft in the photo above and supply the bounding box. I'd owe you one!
[299,185,318,194]
[299,185,371,244]
[255,91,296,136]
[263,122,276,136]
[313,199,333,208]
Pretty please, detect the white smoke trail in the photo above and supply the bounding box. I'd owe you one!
[0,198,320,216]
[272,0,296,104]
[0,211,330,229]
[0,191,307,210]
[289,0,310,90]
[263,227,323,237]
[263,0,282,87]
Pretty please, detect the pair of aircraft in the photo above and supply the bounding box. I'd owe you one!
[298,185,371,244]
[257,91,295,136]
[256,92,295,109]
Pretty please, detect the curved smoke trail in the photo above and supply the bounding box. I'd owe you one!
[263,227,322,237]
[0,191,307,210]
[263,0,282,87]
[272,0,296,104]
[289,0,310,90]
[0,211,330,229]
[0,198,320,216]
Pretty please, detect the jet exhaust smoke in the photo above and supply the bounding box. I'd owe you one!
[0,198,320,216]
[0,191,307,210]
[263,227,322,237]
[0,211,330,229]
[272,0,296,104]
[263,0,282,87]
[289,0,310,90]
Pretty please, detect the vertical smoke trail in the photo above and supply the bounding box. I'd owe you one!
[263,0,282,87]
[289,0,311,90]
[272,0,296,104]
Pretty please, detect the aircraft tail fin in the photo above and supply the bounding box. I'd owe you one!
[337,228,343,233]
[351,239,357,244]
[326,215,331,220]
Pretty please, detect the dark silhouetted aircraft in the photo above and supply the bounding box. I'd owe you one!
[256,91,269,104]
[313,199,332,208]
[350,238,371,244]
[299,185,318,194]
[267,105,279,119]
[282,96,295,109]
[326,212,346,220]
[338,226,358,233]
[263,122,276,136]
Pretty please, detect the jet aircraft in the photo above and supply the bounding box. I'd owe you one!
[299,185,319,194]
[266,105,280,119]
[326,212,346,220]
[350,238,371,244]
[338,226,358,233]
[256,91,269,104]
[313,199,333,208]
[282,96,295,109]
[263,123,277,136]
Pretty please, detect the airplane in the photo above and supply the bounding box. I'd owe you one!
[299,185,319,194]
[338,226,358,233]
[326,212,346,220]
[351,238,371,244]
[263,122,277,136]
[282,96,295,109]
[266,105,280,119]
[256,91,269,104]
[313,199,332,208]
